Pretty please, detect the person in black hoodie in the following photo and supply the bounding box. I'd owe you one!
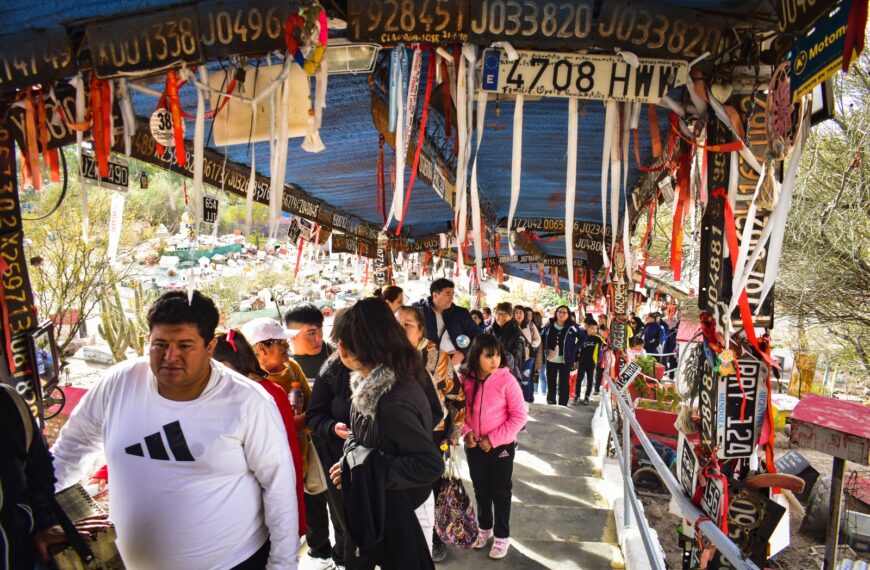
[328,298,444,570]
[642,315,663,360]
[485,302,527,389]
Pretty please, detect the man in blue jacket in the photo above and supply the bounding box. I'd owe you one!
[414,278,481,366]
[642,315,663,360]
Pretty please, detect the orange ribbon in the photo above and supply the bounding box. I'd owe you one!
[165,71,187,167]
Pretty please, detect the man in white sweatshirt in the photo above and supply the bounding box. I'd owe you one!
[51,290,299,570]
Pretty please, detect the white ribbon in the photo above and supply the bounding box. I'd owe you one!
[730,162,767,308]
[107,192,125,263]
[269,64,293,240]
[469,86,488,279]
[506,93,524,255]
[70,74,89,242]
[491,41,519,62]
[706,87,763,175]
[403,47,423,157]
[454,47,470,243]
[600,101,617,267]
[621,102,632,283]
[193,68,207,236]
[386,46,408,227]
[107,80,115,148]
[245,105,257,237]
[565,97,579,294]
[758,108,808,309]
[117,79,136,156]
[610,103,622,257]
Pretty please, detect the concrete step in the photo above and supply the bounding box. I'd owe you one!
[510,474,609,510]
[436,539,621,569]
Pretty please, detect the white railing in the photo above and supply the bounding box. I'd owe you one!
[603,385,760,570]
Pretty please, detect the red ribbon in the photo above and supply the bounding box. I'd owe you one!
[284,13,305,57]
[842,0,868,71]
[294,237,305,278]
[22,91,42,189]
[441,57,452,138]
[89,74,112,179]
[165,71,187,167]
[226,329,238,352]
[396,48,436,235]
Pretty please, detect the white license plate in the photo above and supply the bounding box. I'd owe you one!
[481,49,688,104]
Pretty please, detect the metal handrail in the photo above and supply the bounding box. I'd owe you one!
[604,385,761,570]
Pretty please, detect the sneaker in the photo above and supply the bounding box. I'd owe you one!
[473,528,493,549]
[432,541,448,562]
[570,397,580,405]
[582,397,590,405]
[489,537,510,559]
[593,389,600,396]
[305,555,337,570]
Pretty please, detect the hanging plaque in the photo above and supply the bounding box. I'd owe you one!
[86,7,204,78]
[0,28,75,94]
[197,0,297,58]
[203,196,219,224]
[347,0,469,45]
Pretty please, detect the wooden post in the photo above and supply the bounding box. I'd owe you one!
[823,456,845,570]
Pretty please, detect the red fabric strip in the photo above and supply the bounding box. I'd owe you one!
[842,0,868,71]
[670,146,691,281]
[89,75,109,179]
[23,92,41,189]
[165,71,187,167]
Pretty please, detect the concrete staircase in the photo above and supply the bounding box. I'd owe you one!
[439,395,624,569]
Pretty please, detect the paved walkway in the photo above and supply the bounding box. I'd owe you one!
[438,394,622,569]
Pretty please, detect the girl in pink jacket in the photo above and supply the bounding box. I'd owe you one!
[460,334,528,560]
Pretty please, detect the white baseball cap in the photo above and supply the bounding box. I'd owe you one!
[240,318,299,346]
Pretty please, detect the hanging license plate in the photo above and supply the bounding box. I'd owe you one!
[80,151,129,193]
[481,49,688,103]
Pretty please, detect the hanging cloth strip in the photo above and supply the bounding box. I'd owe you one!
[621,104,632,284]
[191,67,207,235]
[468,72,487,281]
[453,46,472,246]
[89,74,113,179]
[639,200,657,288]
[842,0,868,71]
[599,101,618,268]
[565,97,579,295]
[609,103,622,261]
[670,143,692,282]
[35,90,61,184]
[386,45,410,228]
[711,187,768,363]
[21,90,42,189]
[117,79,137,156]
[165,70,187,167]
[396,47,435,235]
[506,93,524,255]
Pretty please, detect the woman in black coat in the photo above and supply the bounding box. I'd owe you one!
[328,298,443,570]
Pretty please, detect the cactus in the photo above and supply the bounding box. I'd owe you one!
[98,289,132,363]
[97,284,153,362]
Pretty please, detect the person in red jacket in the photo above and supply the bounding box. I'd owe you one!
[460,334,528,561]
[213,329,307,537]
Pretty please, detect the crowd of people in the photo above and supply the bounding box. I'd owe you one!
[2,279,678,570]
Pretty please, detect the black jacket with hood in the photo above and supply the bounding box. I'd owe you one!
[341,365,443,570]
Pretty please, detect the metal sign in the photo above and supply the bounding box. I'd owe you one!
[203,196,219,224]
[80,152,129,193]
[197,0,297,58]
[0,117,41,421]
[122,122,380,241]
[700,476,726,527]
[697,120,729,325]
[596,0,727,60]
[777,0,842,34]
[699,356,720,455]
[713,480,787,566]
[374,233,390,286]
[715,356,767,460]
[482,49,688,103]
[677,432,699,497]
[788,1,851,103]
[0,28,75,94]
[469,0,597,50]
[332,234,377,258]
[7,82,123,152]
[86,7,204,78]
[500,217,612,238]
[347,0,469,45]
[614,361,641,392]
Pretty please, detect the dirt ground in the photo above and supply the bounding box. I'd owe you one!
[641,428,870,569]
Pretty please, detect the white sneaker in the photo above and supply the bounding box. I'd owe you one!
[473,528,493,549]
[305,555,337,570]
[489,537,510,559]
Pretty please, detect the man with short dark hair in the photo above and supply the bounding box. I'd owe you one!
[284,304,344,570]
[284,304,334,380]
[51,290,300,569]
[414,278,480,366]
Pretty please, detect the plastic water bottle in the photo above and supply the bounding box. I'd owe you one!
[289,382,304,415]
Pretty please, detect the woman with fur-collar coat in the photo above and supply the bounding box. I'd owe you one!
[329,299,443,570]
